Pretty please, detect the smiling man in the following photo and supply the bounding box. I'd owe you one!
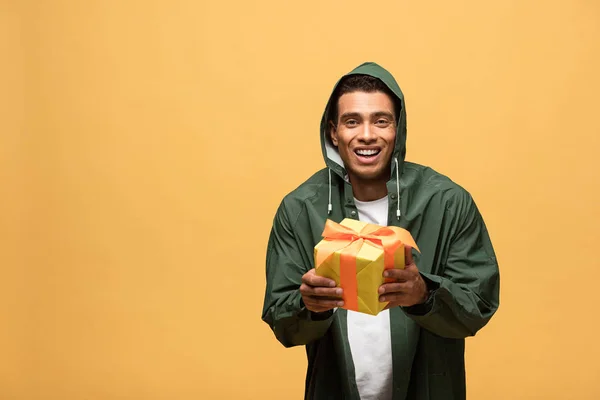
[261,62,500,400]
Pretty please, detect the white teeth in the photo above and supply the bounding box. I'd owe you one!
[355,149,379,156]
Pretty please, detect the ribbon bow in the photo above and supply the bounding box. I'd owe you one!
[315,219,419,312]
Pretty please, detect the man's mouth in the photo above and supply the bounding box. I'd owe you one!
[354,148,381,157]
[353,148,382,165]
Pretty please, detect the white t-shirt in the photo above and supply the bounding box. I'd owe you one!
[348,196,393,400]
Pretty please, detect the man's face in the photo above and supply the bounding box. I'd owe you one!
[330,91,396,183]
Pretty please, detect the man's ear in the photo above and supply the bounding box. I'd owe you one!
[329,121,338,146]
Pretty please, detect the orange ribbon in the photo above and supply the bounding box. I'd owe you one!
[316,219,419,312]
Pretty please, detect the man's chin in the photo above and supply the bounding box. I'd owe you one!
[348,168,388,183]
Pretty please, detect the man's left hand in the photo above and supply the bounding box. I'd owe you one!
[379,247,429,308]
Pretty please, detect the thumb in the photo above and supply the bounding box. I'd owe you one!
[404,245,414,266]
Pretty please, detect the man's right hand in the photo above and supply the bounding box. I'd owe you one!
[300,269,344,313]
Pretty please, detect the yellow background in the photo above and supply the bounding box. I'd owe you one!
[2,1,600,399]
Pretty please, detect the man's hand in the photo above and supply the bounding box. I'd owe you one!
[300,269,344,313]
[379,246,429,309]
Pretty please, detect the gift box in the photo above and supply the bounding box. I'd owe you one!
[314,218,419,316]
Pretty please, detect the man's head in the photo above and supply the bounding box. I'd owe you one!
[328,74,401,185]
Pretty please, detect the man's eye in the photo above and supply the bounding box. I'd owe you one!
[376,119,390,125]
[345,120,358,127]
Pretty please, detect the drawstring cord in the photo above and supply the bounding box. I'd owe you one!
[328,168,332,214]
[395,158,401,220]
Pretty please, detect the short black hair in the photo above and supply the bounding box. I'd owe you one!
[328,74,401,125]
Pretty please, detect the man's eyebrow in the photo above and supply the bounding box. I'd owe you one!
[372,111,394,119]
[340,111,394,119]
[339,112,361,120]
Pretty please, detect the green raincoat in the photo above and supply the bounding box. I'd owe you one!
[261,62,500,400]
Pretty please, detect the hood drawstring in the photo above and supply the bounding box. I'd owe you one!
[328,168,332,215]
[395,158,401,220]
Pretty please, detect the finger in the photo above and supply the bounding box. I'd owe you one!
[379,292,409,303]
[303,269,337,288]
[300,283,342,298]
[383,268,412,281]
[311,286,343,297]
[405,245,414,266]
[378,282,412,295]
[403,262,420,275]
[300,284,342,298]
[303,296,344,309]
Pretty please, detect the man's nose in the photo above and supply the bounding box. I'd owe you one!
[358,123,376,142]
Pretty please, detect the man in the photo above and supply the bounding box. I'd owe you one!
[261,62,500,400]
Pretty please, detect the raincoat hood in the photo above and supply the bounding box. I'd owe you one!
[320,62,407,180]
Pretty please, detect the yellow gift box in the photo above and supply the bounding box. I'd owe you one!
[314,218,419,316]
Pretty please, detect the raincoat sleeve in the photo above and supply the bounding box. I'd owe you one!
[261,201,335,348]
[402,194,500,339]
